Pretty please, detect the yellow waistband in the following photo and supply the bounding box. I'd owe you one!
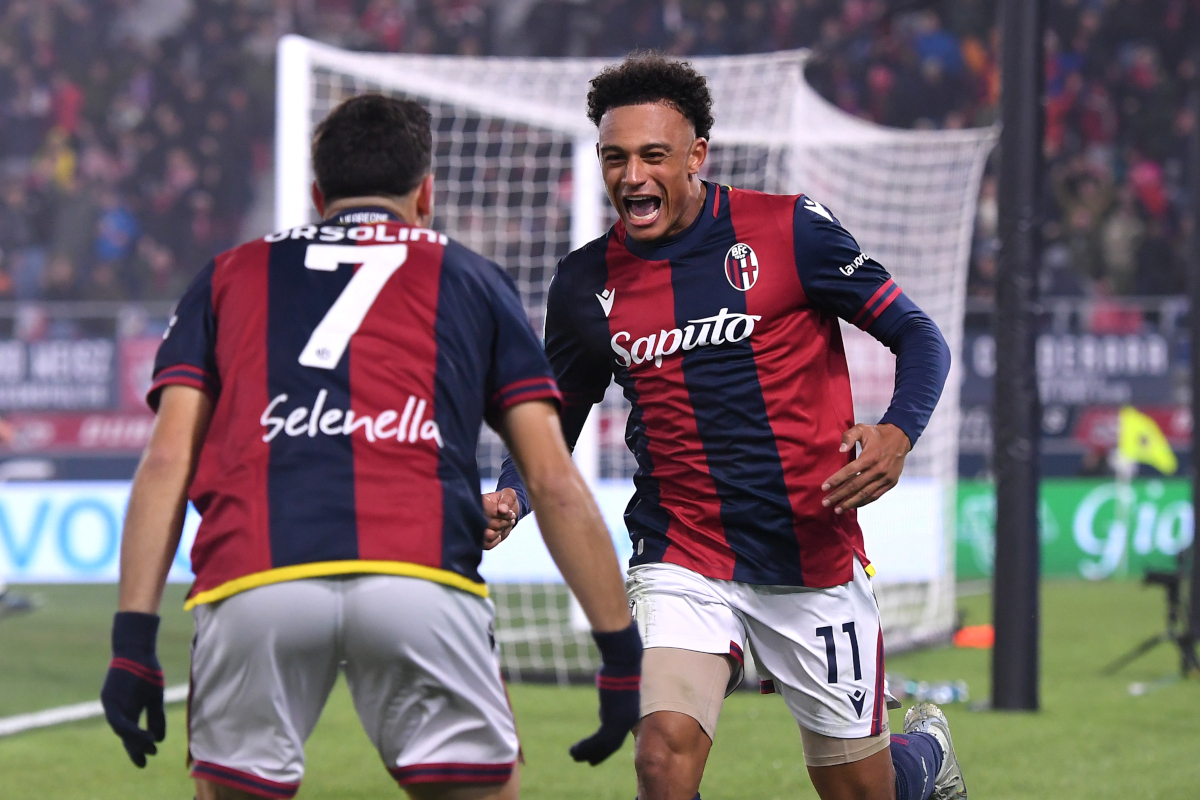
[183,560,489,609]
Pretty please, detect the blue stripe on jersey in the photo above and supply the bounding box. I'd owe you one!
[621,372,673,566]
[669,197,805,585]
[266,238,359,566]
[434,242,491,581]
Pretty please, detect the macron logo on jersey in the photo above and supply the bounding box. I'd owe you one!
[261,389,444,448]
[610,307,762,368]
[596,288,616,317]
[803,198,833,222]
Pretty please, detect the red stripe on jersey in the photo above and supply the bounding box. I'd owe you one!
[712,185,721,217]
[859,283,902,329]
[187,240,274,599]
[850,278,895,327]
[729,189,864,587]
[493,384,562,413]
[604,237,735,579]
[350,225,444,566]
[491,376,562,408]
[148,373,210,398]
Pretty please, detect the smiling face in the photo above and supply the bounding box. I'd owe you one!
[597,102,708,243]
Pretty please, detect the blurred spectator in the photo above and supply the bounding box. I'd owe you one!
[94,188,140,272]
[133,235,189,301]
[41,252,78,300]
[1100,187,1144,294]
[0,0,1193,302]
[1134,218,1182,295]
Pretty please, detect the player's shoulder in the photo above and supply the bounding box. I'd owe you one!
[726,185,801,215]
[439,236,507,283]
[560,231,611,273]
[202,232,279,288]
[436,237,524,310]
[553,230,611,292]
[791,193,846,231]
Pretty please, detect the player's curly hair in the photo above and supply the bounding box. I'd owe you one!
[587,52,714,140]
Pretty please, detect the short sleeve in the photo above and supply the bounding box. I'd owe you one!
[792,196,918,337]
[484,266,561,429]
[147,260,220,411]
[544,262,612,407]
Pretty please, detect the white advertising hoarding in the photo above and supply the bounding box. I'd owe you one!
[0,480,940,585]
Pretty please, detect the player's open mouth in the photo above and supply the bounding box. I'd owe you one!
[624,195,662,226]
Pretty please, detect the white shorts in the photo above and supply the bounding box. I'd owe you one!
[188,575,518,798]
[627,559,887,739]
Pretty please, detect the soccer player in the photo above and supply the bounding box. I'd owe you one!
[99,94,642,800]
[492,55,966,800]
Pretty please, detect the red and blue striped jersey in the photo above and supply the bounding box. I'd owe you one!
[149,208,560,608]
[531,183,943,589]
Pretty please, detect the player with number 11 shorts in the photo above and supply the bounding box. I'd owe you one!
[493,54,968,800]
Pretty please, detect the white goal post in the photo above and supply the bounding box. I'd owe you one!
[275,35,996,678]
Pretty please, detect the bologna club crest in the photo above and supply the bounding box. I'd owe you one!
[725,243,759,291]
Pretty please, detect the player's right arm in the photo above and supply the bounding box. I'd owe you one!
[118,386,212,615]
[102,261,219,768]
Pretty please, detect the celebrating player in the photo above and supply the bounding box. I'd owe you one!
[492,54,965,800]
[100,94,641,800]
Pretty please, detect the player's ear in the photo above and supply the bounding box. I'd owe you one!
[415,173,435,226]
[311,182,326,216]
[687,138,708,177]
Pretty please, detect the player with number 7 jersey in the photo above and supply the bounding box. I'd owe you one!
[102,94,641,800]
[153,211,542,603]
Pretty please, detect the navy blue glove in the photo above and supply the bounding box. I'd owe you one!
[570,622,643,765]
[100,612,166,768]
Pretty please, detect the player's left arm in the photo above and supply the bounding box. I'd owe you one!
[792,196,951,512]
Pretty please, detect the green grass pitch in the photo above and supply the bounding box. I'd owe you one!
[1,580,1197,799]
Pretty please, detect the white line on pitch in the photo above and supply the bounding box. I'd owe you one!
[0,685,189,738]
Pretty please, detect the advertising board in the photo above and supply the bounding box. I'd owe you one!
[957,478,1193,580]
[0,479,945,586]
[3,478,1190,586]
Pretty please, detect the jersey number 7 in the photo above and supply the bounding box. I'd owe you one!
[298,244,409,370]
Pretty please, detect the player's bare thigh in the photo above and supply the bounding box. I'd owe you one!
[197,768,519,800]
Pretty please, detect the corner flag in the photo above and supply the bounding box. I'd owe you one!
[1117,406,1177,475]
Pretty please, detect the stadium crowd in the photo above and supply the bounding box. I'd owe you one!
[0,0,1195,301]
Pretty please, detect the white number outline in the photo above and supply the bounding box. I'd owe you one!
[298,244,408,370]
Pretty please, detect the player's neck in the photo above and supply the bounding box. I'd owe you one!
[656,179,707,242]
[323,195,423,226]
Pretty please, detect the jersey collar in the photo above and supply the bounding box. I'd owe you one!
[618,181,719,262]
[325,206,403,224]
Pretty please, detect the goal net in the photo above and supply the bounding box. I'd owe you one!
[275,36,996,680]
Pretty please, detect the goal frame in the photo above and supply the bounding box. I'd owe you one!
[273,34,998,660]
